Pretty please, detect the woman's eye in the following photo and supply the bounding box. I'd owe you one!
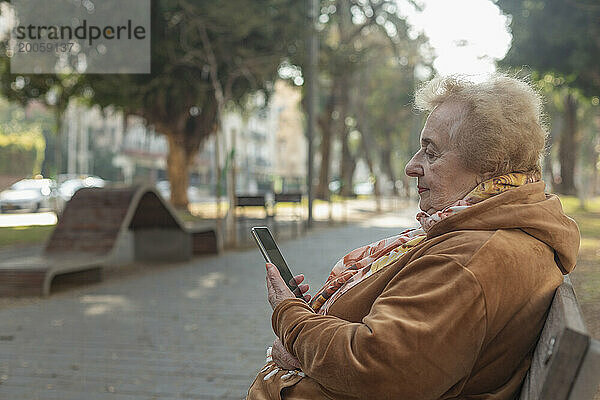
[425,150,436,160]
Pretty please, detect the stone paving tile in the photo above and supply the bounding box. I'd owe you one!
[0,211,415,399]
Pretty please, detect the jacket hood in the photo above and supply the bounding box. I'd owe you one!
[426,181,580,274]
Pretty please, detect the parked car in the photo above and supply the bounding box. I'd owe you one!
[59,176,106,201]
[0,178,62,213]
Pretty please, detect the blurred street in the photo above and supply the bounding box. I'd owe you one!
[0,205,418,400]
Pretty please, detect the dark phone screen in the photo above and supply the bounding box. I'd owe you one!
[253,228,302,298]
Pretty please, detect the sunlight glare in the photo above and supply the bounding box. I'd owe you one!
[399,0,512,76]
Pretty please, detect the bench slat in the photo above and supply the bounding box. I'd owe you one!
[274,193,302,203]
[569,339,600,400]
[235,195,266,207]
[519,277,595,400]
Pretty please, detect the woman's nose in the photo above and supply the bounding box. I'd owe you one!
[405,153,423,177]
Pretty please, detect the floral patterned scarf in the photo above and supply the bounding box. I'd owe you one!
[309,172,539,315]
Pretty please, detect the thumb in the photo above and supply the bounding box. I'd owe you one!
[266,263,281,289]
[266,263,282,280]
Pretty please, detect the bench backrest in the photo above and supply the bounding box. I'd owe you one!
[274,192,303,203]
[45,185,187,256]
[235,195,266,207]
[45,186,136,254]
[519,276,600,400]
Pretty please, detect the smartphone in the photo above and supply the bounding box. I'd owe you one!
[251,226,304,299]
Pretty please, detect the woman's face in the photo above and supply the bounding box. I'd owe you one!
[405,102,481,214]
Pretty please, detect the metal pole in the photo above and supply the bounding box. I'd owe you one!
[306,0,318,229]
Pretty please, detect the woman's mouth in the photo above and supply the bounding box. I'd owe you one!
[418,186,429,194]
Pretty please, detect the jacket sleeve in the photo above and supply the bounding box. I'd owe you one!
[272,254,487,400]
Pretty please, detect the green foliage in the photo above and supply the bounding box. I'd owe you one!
[0,128,45,175]
[81,0,306,206]
[497,0,600,194]
[307,0,430,197]
[82,0,304,136]
[0,99,47,175]
[560,195,600,263]
[497,0,600,97]
[0,0,307,206]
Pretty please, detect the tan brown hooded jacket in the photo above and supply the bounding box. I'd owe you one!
[247,182,580,400]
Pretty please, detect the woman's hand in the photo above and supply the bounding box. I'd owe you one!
[272,337,302,370]
[265,263,311,310]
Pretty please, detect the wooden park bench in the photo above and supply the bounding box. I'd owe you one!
[0,185,218,297]
[519,276,599,399]
[234,193,306,239]
[235,194,272,236]
[273,192,304,237]
[235,195,271,218]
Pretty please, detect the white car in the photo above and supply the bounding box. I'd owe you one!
[0,178,61,213]
[59,176,106,201]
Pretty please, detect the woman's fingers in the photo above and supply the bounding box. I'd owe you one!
[304,293,311,302]
[298,283,309,293]
[289,276,309,293]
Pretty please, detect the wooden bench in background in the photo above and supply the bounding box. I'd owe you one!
[0,185,218,297]
[235,195,270,218]
[235,195,271,240]
[234,193,306,239]
[273,192,304,237]
[519,276,599,399]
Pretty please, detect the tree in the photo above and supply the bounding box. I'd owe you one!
[306,0,422,199]
[0,71,84,177]
[498,0,600,97]
[359,30,430,196]
[497,0,600,194]
[83,0,304,207]
[0,2,92,177]
[0,0,304,207]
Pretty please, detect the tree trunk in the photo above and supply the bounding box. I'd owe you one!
[338,71,356,197]
[336,0,355,198]
[316,88,337,200]
[593,135,600,196]
[316,119,332,199]
[360,127,381,211]
[380,135,398,196]
[340,129,356,197]
[152,94,217,210]
[54,108,63,177]
[166,134,190,208]
[543,124,555,191]
[226,128,237,247]
[557,93,578,195]
[543,152,555,191]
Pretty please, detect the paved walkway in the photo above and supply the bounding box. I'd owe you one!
[0,208,418,399]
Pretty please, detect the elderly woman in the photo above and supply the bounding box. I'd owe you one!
[246,74,580,400]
